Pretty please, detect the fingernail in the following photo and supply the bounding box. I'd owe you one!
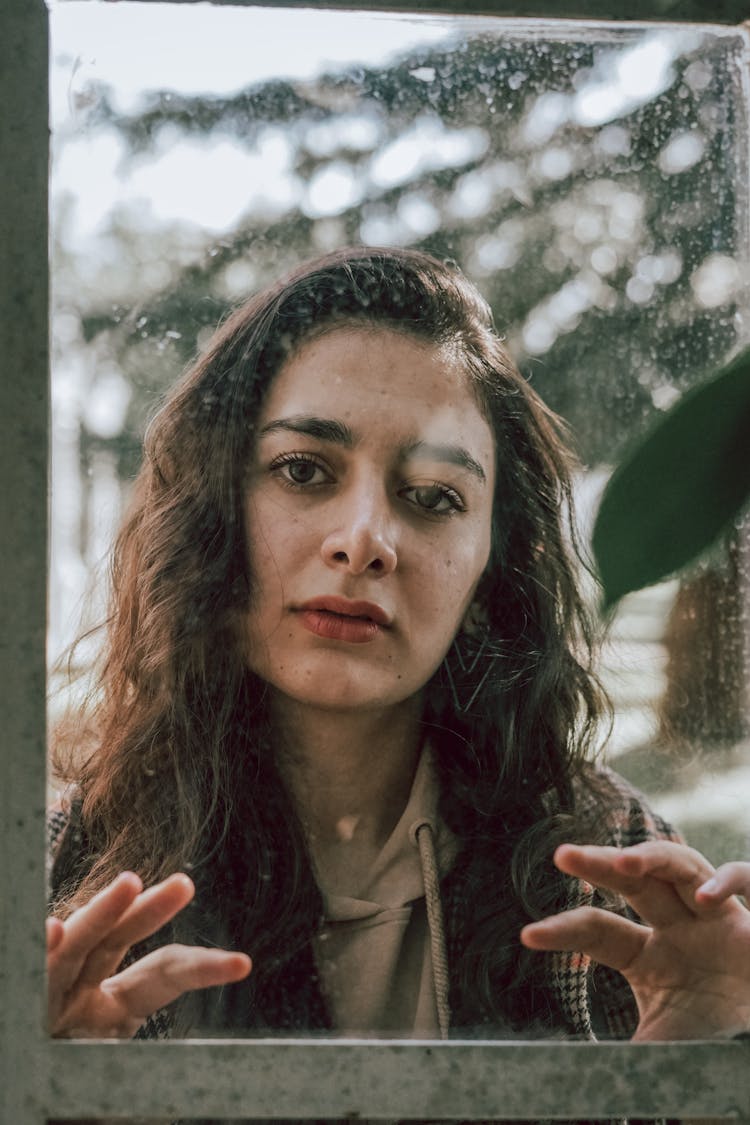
[699,877,718,893]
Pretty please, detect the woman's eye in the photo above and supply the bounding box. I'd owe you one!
[403,483,464,514]
[271,455,329,487]
[287,460,319,484]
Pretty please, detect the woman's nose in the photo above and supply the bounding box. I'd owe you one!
[320,490,398,576]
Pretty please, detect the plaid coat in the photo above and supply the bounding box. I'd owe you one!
[548,766,681,1041]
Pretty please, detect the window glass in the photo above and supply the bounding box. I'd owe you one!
[50,2,749,895]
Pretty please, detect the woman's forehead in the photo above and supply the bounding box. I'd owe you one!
[260,324,486,426]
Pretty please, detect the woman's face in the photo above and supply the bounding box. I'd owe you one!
[244,325,495,714]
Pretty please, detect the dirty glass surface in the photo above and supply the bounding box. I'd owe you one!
[50,0,750,998]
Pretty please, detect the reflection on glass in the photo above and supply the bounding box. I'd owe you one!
[48,3,750,1048]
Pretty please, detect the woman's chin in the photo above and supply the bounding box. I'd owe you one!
[264,670,419,716]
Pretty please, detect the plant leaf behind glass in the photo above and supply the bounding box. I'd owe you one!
[593,346,750,610]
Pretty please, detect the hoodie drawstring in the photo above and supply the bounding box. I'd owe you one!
[414,820,450,1040]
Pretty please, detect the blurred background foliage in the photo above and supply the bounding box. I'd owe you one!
[51,7,750,861]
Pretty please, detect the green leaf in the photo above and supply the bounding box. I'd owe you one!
[592,345,750,609]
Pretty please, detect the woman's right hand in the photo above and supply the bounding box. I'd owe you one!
[47,871,252,1038]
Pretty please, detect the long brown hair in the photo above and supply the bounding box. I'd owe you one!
[52,246,613,1033]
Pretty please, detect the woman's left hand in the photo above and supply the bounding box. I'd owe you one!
[520,842,750,1040]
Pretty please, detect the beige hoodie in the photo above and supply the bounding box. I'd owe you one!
[313,750,457,1038]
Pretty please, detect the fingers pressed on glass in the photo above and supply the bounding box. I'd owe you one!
[48,872,144,989]
[520,905,649,973]
[100,944,253,1017]
[75,873,196,986]
[697,862,750,905]
[598,841,721,918]
[552,844,698,927]
[609,841,715,884]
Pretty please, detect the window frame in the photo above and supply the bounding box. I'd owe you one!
[2,1,750,1121]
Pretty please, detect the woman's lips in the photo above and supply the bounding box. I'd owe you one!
[296,597,390,644]
[298,609,381,643]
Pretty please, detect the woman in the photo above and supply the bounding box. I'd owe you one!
[48,246,750,1045]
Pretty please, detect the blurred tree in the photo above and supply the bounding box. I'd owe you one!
[53,26,747,477]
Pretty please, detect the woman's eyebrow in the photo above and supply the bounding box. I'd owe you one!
[402,440,487,483]
[259,417,486,483]
[259,415,355,445]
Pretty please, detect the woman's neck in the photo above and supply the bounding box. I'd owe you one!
[270,695,424,892]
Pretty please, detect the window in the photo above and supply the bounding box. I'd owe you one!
[2,1,749,1121]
